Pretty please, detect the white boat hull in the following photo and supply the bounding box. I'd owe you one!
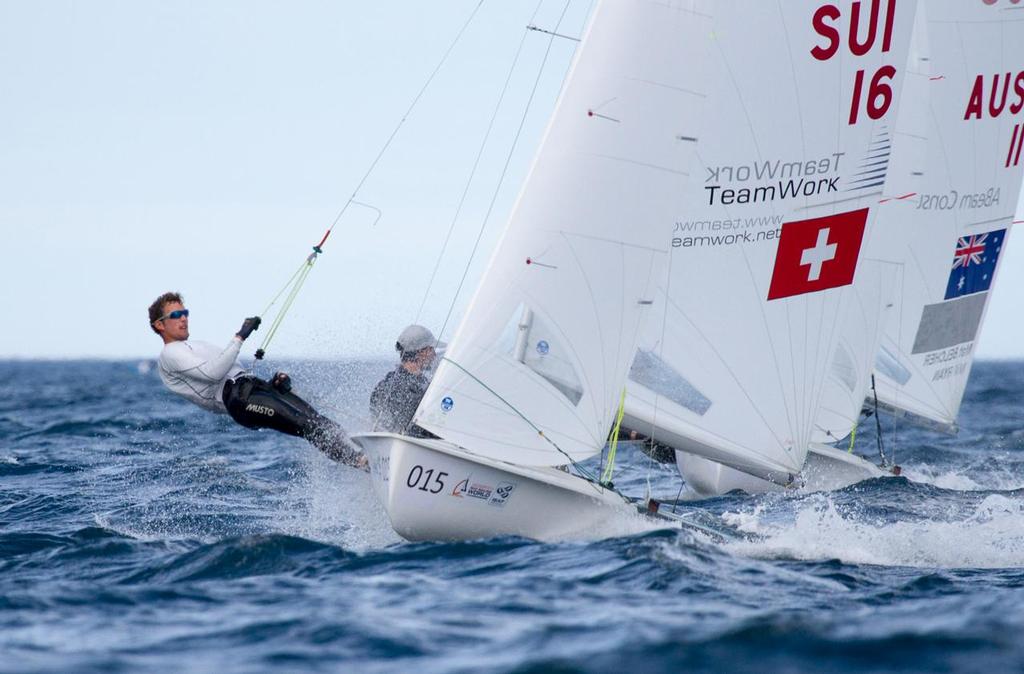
[351,432,637,542]
[677,443,888,497]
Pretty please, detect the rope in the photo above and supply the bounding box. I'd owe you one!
[846,424,857,454]
[671,480,684,515]
[601,387,627,485]
[254,230,330,360]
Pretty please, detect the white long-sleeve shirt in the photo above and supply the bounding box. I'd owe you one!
[158,338,247,414]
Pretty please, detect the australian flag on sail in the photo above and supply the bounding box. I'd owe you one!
[943,229,1005,300]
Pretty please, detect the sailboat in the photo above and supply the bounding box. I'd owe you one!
[352,0,704,541]
[352,0,930,540]
[620,0,918,495]
[644,0,1024,497]
[871,0,1024,436]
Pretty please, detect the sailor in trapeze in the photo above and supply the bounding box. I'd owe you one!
[149,291,365,467]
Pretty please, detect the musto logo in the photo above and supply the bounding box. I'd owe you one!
[245,403,275,417]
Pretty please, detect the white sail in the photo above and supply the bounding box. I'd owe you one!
[624,0,918,480]
[810,261,897,444]
[413,0,706,465]
[809,0,932,446]
[871,0,1024,431]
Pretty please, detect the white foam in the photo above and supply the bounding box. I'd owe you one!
[903,459,1024,492]
[276,453,402,551]
[92,511,218,544]
[903,465,984,491]
[723,493,1024,569]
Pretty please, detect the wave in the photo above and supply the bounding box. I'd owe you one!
[13,416,186,441]
[0,532,78,559]
[722,491,1024,569]
[118,534,353,584]
[0,459,77,477]
[557,619,1024,673]
[903,454,1024,492]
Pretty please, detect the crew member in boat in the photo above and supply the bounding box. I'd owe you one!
[617,427,677,465]
[148,291,365,467]
[369,324,443,438]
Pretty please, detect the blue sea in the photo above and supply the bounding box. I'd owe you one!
[3,359,1024,673]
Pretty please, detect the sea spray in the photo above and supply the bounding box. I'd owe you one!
[723,491,1024,568]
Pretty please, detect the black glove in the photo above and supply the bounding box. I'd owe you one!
[271,371,292,393]
[236,316,262,340]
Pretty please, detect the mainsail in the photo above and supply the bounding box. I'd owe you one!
[871,0,1024,432]
[624,1,918,481]
[413,0,706,465]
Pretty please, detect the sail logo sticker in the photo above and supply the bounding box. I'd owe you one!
[450,478,516,506]
[944,229,1004,299]
[441,396,454,413]
[911,295,986,355]
[536,340,549,355]
[450,478,492,500]
[488,482,516,508]
[767,209,867,300]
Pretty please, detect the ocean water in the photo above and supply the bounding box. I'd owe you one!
[2,359,1024,673]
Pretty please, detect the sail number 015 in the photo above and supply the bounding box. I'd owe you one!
[406,465,448,494]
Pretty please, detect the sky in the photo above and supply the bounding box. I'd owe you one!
[1,1,1022,360]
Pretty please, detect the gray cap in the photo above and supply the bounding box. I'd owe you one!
[396,324,445,355]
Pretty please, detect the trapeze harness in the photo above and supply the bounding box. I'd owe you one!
[158,339,361,466]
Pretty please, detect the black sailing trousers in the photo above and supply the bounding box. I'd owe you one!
[222,376,362,467]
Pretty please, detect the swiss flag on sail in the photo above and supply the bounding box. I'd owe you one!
[766,208,868,300]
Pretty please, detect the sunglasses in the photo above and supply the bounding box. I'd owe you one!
[157,309,189,321]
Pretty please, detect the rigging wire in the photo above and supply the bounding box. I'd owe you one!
[891,264,905,469]
[890,406,897,469]
[326,0,488,234]
[374,0,626,504]
[435,0,575,342]
[437,357,606,490]
[415,0,548,323]
[408,0,619,492]
[870,374,888,466]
